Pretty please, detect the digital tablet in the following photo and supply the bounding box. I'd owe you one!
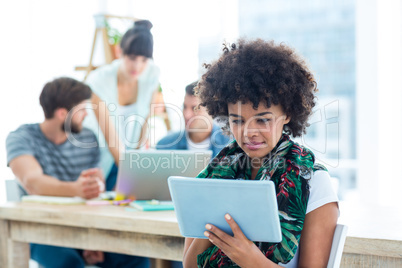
[168,176,282,242]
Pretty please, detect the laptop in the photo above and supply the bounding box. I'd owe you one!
[168,176,282,242]
[115,150,213,200]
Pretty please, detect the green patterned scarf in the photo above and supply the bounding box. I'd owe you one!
[196,134,326,267]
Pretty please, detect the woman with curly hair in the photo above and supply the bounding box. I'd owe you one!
[183,39,339,268]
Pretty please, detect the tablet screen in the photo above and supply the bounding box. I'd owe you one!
[168,176,282,242]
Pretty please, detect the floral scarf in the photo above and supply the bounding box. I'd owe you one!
[196,134,326,267]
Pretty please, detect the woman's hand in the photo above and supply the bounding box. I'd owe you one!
[205,214,278,268]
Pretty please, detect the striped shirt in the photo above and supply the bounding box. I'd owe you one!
[6,124,100,184]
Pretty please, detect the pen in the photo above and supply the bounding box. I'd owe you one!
[113,199,132,206]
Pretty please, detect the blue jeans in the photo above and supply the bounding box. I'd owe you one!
[31,244,150,268]
[171,261,183,268]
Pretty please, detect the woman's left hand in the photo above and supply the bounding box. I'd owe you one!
[204,214,273,268]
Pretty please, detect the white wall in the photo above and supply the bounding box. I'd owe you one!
[0,0,238,203]
[356,0,402,206]
[1,0,401,207]
[0,0,99,202]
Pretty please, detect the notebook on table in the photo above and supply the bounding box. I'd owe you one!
[168,176,282,243]
[115,150,213,201]
[21,195,86,205]
[130,200,174,211]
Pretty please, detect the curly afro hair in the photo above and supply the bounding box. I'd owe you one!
[196,38,318,137]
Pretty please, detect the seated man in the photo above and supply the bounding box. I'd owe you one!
[156,81,230,156]
[6,77,149,268]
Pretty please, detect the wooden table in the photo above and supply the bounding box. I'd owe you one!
[0,202,184,268]
[337,201,402,267]
[1,201,402,268]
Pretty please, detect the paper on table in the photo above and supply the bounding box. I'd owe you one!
[21,195,86,205]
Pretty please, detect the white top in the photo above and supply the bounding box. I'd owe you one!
[279,170,339,267]
[186,136,211,151]
[83,59,160,177]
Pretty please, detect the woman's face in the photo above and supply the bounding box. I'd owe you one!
[121,54,149,78]
[228,101,290,161]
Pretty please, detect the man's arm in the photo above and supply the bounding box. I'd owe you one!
[9,155,102,199]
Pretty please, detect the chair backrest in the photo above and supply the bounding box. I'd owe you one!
[327,224,348,268]
[5,179,23,202]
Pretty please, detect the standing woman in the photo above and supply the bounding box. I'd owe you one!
[183,39,339,267]
[84,20,160,190]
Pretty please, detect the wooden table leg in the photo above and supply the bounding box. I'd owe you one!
[0,219,8,267]
[0,219,29,268]
[151,258,171,268]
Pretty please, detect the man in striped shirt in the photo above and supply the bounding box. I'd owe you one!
[6,77,149,268]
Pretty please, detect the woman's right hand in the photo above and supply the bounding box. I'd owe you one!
[204,214,279,268]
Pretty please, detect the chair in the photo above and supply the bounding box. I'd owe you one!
[5,179,22,202]
[327,224,348,268]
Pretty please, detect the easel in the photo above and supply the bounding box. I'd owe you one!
[75,14,138,81]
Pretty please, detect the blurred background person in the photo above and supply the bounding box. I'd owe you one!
[84,20,160,191]
[6,77,150,268]
[156,81,230,157]
[146,84,172,149]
